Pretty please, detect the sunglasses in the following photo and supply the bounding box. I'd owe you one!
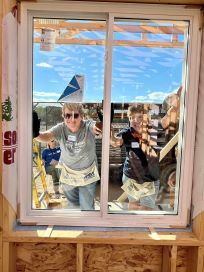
[64,113,80,119]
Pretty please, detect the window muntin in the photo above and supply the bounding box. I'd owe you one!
[18,2,201,227]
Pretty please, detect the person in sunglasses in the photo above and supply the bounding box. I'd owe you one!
[33,103,101,210]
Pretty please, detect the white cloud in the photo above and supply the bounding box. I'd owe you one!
[50,80,59,83]
[157,59,181,67]
[36,62,53,68]
[116,67,142,73]
[135,91,172,103]
[33,91,60,97]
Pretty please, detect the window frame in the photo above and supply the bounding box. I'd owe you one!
[18,1,202,227]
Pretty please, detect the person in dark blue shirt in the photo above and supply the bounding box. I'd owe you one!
[42,140,61,195]
[110,104,159,210]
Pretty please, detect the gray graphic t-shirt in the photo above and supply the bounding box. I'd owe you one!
[49,120,96,170]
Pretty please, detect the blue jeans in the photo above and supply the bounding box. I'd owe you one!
[61,182,97,210]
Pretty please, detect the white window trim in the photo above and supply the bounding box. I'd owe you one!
[18,1,202,227]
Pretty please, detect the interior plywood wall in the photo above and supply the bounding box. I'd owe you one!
[15,243,195,272]
[16,243,76,272]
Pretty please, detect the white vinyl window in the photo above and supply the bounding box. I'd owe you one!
[18,1,202,227]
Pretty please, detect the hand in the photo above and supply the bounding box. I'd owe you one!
[93,124,102,135]
[33,110,40,138]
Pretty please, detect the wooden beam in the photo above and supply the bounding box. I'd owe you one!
[162,245,177,272]
[159,132,178,162]
[2,196,16,236]
[183,246,204,272]
[2,242,16,272]
[0,232,2,272]
[193,211,204,241]
[34,37,184,48]
[4,229,203,246]
[195,247,204,272]
[19,0,204,4]
[34,20,185,35]
[77,243,83,272]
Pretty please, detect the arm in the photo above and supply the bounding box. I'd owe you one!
[92,122,123,146]
[92,124,102,136]
[110,127,123,147]
[35,131,55,143]
[33,110,56,143]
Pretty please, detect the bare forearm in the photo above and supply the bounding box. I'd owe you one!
[35,131,55,143]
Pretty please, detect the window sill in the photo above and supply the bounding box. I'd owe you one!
[3,225,203,246]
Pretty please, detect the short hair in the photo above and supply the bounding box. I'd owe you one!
[62,103,84,117]
[127,104,143,118]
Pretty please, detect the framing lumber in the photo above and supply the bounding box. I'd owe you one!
[34,21,185,34]
[161,245,177,272]
[19,0,204,4]
[34,37,184,47]
[34,19,185,48]
[186,246,204,272]
[3,229,204,246]
[2,242,16,272]
[193,211,204,241]
[77,243,83,272]
[159,132,178,162]
[0,232,2,272]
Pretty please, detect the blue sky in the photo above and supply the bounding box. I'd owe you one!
[33,20,186,104]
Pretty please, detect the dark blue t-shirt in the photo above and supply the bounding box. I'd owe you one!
[118,127,149,182]
[42,147,61,168]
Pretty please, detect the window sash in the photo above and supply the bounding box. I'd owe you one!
[18,1,202,227]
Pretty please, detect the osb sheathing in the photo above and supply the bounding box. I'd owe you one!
[83,244,163,272]
[176,247,189,272]
[16,243,76,272]
[15,243,193,272]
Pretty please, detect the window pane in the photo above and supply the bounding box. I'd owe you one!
[32,18,106,211]
[108,18,188,214]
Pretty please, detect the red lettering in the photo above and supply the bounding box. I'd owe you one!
[4,131,12,146]
[3,130,17,146]
[12,131,17,145]
[3,148,16,165]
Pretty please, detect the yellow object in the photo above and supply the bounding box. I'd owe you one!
[32,140,49,208]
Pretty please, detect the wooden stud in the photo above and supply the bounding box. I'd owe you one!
[2,242,16,272]
[0,232,2,272]
[162,246,171,272]
[3,196,16,235]
[193,211,204,241]
[196,247,204,272]
[170,245,177,272]
[77,243,83,272]
[162,245,177,272]
[185,246,204,272]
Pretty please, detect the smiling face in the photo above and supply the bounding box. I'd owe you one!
[129,113,143,133]
[62,103,84,133]
[63,110,82,132]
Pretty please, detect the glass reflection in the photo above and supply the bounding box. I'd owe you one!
[108,18,188,213]
[32,17,106,210]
